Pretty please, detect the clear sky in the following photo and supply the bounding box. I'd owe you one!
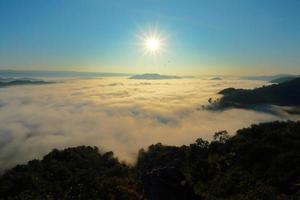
[1,0,300,75]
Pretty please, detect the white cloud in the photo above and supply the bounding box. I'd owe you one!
[0,77,298,171]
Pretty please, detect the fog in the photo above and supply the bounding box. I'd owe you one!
[0,77,299,170]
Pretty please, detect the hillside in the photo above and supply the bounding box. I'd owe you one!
[215,77,300,109]
[269,76,298,84]
[0,121,300,199]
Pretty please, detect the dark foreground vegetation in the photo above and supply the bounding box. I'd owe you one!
[208,77,300,110]
[0,121,300,199]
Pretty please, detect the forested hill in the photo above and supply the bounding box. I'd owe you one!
[0,78,52,87]
[215,77,300,109]
[0,121,300,199]
[269,76,298,84]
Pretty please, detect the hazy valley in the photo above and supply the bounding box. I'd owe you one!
[0,76,299,171]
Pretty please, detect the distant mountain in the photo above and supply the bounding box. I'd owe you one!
[129,73,181,80]
[0,70,131,78]
[0,78,53,87]
[182,76,195,78]
[211,77,300,109]
[241,74,295,81]
[210,77,222,80]
[269,76,299,84]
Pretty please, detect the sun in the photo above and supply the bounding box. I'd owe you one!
[137,25,168,55]
[145,37,161,52]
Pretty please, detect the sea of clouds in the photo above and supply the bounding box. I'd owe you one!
[0,77,299,170]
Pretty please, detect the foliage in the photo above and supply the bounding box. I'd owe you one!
[1,121,300,199]
[215,77,300,109]
[136,121,300,199]
[0,146,140,200]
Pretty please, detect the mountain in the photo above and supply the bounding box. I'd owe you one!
[0,78,53,87]
[269,76,299,84]
[0,121,300,199]
[241,74,295,81]
[213,77,300,109]
[129,73,181,80]
[210,77,222,80]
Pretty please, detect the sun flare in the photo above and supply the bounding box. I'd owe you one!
[137,26,167,55]
[145,37,161,52]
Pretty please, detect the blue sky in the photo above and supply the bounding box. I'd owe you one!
[0,0,300,75]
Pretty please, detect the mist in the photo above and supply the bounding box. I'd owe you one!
[0,77,298,171]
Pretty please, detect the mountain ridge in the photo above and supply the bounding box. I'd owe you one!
[129,73,181,80]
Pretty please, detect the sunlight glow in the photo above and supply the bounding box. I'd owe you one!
[137,25,168,56]
[145,37,161,52]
